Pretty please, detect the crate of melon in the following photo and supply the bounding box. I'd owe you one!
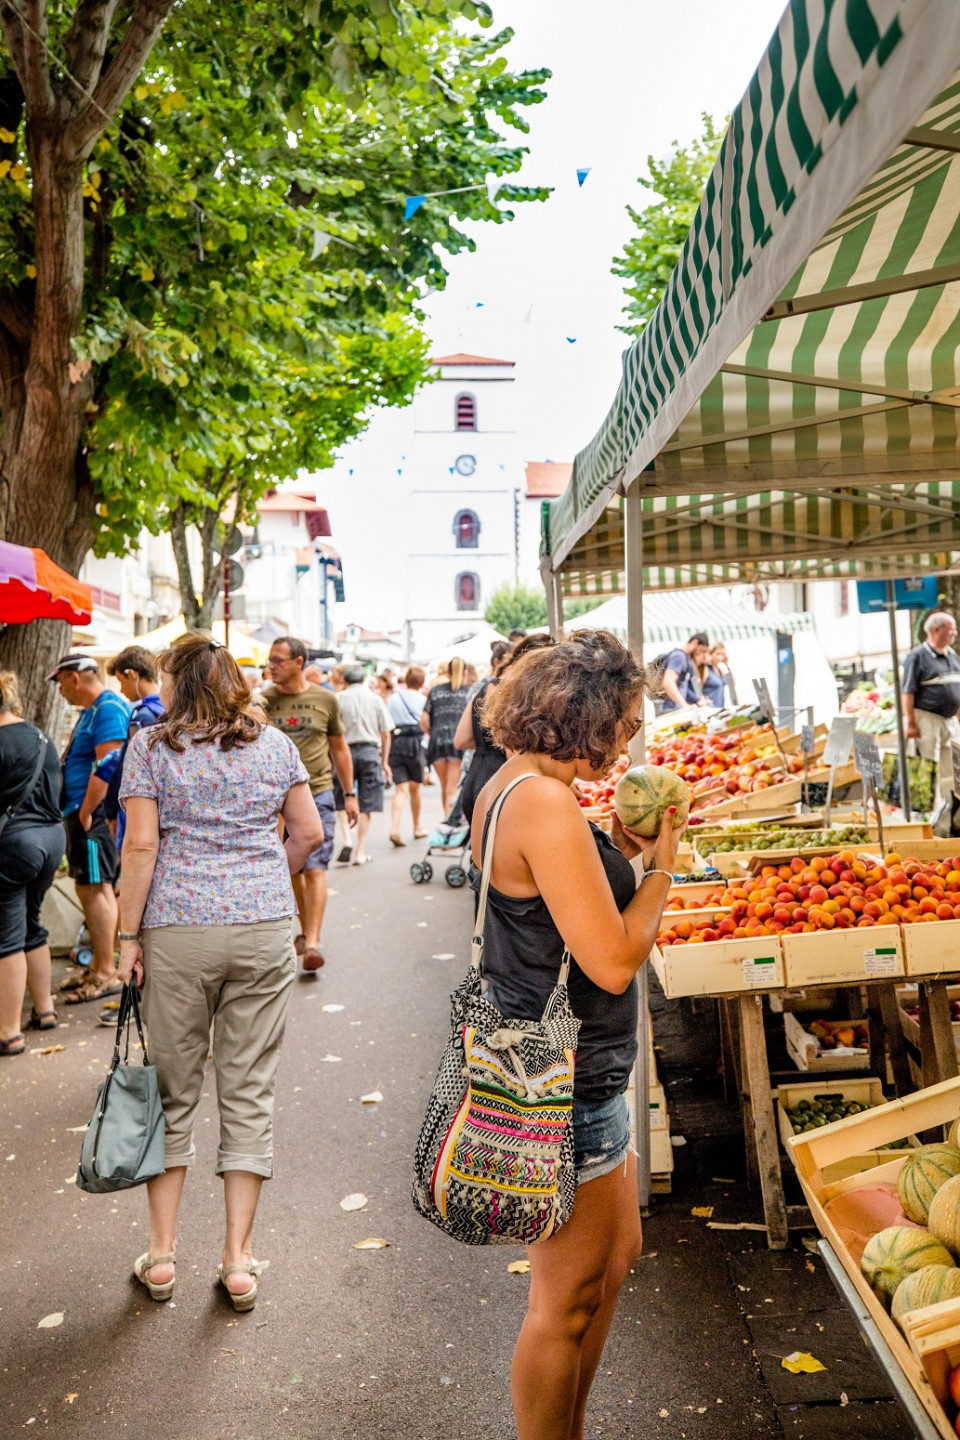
[786,1075,960,1439]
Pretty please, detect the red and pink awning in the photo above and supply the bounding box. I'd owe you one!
[0,540,93,625]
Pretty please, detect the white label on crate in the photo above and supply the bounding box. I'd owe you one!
[742,954,778,986]
[864,946,899,977]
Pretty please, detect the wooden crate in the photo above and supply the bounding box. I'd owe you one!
[665,880,726,907]
[900,1297,960,1420]
[705,762,861,818]
[776,1077,917,1182]
[897,984,960,1052]
[650,1126,674,1175]
[902,920,960,979]
[786,1075,960,1439]
[783,1013,870,1073]
[781,926,905,987]
[658,906,731,936]
[649,937,784,1000]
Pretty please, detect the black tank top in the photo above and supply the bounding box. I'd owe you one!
[476,783,638,1103]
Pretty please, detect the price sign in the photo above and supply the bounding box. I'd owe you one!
[853,732,884,788]
[800,724,816,756]
[953,742,960,802]
[822,715,856,769]
[752,677,776,724]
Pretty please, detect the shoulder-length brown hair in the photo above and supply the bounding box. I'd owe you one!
[150,632,264,753]
[482,629,647,771]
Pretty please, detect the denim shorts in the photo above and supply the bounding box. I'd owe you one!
[302,790,337,872]
[573,1091,632,1186]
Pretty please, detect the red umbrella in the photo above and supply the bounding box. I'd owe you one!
[0,540,93,626]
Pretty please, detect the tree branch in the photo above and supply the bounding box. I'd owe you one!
[198,502,221,629]
[63,0,121,99]
[67,0,176,157]
[0,1,55,117]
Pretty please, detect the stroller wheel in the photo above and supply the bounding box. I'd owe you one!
[410,862,425,884]
[445,864,467,889]
[421,861,433,882]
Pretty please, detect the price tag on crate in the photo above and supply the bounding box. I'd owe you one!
[742,954,779,987]
[864,945,899,977]
[853,732,884,788]
[800,724,816,756]
[822,715,856,769]
[752,677,776,724]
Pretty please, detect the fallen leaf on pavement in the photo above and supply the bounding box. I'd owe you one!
[711,1177,736,1184]
[65,1126,87,1134]
[353,1238,389,1250]
[38,1313,64,1329]
[691,1206,714,1219]
[840,1392,849,1406]
[658,1409,669,1418]
[65,1395,78,1404]
[340,1193,368,1211]
[35,1045,66,1055]
[360,1091,383,1105]
[806,1260,816,1273]
[507,1260,530,1274]
[707,1221,765,1231]
[319,1055,342,1063]
[781,1351,826,1375]
[322,1004,345,1013]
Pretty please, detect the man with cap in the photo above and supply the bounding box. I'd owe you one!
[47,654,130,1003]
[333,665,393,867]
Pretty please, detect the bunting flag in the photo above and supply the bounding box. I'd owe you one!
[404,195,426,220]
[576,168,591,187]
[566,337,577,344]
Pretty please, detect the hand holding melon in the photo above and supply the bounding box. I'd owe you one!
[613,765,691,838]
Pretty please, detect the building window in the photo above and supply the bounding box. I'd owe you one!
[453,508,480,548]
[455,572,480,610]
[455,392,477,431]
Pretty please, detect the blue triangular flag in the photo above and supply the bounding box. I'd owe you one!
[576,168,591,187]
[566,337,577,344]
[404,195,426,220]
[475,301,484,308]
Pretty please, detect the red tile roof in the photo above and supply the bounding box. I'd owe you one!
[430,352,515,367]
[256,489,332,536]
[525,461,572,498]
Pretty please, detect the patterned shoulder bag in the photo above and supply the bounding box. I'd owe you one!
[412,774,580,1246]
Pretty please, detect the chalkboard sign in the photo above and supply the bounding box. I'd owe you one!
[952,741,960,802]
[853,731,884,788]
[823,715,856,769]
[800,724,816,756]
[752,677,775,724]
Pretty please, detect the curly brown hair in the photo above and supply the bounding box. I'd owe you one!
[149,632,264,753]
[481,629,647,771]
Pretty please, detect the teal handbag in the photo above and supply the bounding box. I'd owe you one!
[77,984,166,1194]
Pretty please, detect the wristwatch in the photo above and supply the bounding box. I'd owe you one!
[118,931,141,941]
[344,789,357,798]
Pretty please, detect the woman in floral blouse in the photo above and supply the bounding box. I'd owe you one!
[117,633,324,1312]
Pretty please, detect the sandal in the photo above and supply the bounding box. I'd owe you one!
[336,845,353,864]
[301,948,325,971]
[134,1252,176,1302]
[389,834,405,848]
[28,1009,57,1031]
[64,980,123,1006]
[414,831,428,840]
[58,971,89,993]
[352,855,373,866]
[0,1034,25,1056]
[217,1259,265,1313]
[294,934,306,956]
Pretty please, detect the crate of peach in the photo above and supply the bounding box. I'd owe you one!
[785,1075,960,1438]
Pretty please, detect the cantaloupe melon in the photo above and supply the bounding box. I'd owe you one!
[948,1117,960,1150]
[613,766,690,838]
[897,1143,960,1224]
[860,1225,955,1308]
[928,1173,960,1258]
[891,1264,960,1326]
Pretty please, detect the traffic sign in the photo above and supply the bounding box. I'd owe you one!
[856,576,938,613]
[223,558,244,592]
[217,524,243,558]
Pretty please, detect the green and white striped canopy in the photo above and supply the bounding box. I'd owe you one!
[568,589,813,644]
[545,0,960,592]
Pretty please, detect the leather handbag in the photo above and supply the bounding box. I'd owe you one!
[77,983,166,1194]
[412,774,580,1246]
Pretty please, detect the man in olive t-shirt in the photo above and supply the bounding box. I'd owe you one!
[261,637,359,970]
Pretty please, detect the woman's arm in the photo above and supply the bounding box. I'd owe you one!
[117,796,161,984]
[496,780,681,995]
[454,701,476,752]
[281,781,326,873]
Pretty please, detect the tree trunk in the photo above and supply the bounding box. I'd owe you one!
[170,500,222,631]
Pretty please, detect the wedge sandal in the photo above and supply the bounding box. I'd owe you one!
[217,1259,265,1312]
[134,1252,176,1302]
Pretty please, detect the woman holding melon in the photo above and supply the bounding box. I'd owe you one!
[473,629,685,1440]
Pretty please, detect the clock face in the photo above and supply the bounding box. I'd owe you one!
[454,454,476,477]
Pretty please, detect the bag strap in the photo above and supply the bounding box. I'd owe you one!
[472,773,571,988]
[111,982,150,1066]
[0,727,47,840]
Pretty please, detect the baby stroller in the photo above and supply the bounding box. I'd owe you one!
[410,772,471,889]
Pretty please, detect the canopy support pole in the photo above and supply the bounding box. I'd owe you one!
[887,581,912,820]
[625,481,652,1210]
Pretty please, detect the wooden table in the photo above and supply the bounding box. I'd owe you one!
[722,976,960,1249]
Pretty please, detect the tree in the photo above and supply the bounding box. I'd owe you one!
[563,595,607,622]
[0,2,550,717]
[485,582,547,635]
[612,114,725,336]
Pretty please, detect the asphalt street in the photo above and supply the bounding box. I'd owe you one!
[0,787,905,1439]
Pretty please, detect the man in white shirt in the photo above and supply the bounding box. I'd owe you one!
[334,665,394,866]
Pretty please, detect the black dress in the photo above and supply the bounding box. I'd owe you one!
[424,682,469,765]
[460,678,507,824]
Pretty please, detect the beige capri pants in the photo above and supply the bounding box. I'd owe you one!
[141,919,296,1179]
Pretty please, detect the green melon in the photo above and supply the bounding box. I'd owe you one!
[613,765,691,838]
[948,1117,960,1150]
[891,1264,960,1326]
[860,1226,955,1309]
[897,1143,960,1224]
[927,1173,960,1258]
